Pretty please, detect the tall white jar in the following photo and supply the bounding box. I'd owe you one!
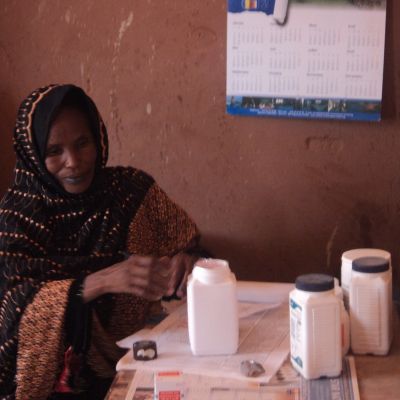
[341,248,391,310]
[187,258,238,356]
[289,274,342,380]
[350,256,392,355]
[334,279,350,357]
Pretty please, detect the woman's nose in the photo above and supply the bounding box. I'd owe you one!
[64,150,80,168]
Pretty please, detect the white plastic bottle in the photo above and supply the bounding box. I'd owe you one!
[341,248,391,310]
[334,278,350,357]
[187,258,238,356]
[349,256,392,355]
[289,274,342,379]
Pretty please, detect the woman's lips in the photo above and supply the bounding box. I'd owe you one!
[63,174,87,185]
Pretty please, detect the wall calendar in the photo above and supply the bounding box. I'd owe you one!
[226,0,387,121]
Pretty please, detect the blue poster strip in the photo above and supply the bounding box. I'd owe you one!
[226,96,381,122]
[228,0,276,15]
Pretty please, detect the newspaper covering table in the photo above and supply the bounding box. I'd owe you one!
[110,291,360,399]
[116,302,290,383]
[106,356,359,400]
[106,282,360,400]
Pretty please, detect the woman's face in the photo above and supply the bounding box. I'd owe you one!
[44,107,97,194]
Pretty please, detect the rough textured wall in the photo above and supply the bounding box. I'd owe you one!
[0,0,399,285]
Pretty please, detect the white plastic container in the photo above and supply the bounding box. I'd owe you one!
[349,256,392,355]
[341,248,391,310]
[334,278,350,357]
[289,274,342,380]
[187,258,238,356]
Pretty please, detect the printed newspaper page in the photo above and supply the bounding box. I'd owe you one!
[106,357,359,400]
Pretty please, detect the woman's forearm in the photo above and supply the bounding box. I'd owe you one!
[82,271,108,302]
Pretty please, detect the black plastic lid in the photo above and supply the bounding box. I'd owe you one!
[295,274,334,292]
[352,257,389,273]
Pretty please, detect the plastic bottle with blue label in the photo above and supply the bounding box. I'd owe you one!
[289,274,342,380]
[228,0,289,24]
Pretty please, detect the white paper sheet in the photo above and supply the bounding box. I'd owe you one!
[117,302,290,383]
[116,302,280,350]
[117,329,154,350]
[237,281,294,304]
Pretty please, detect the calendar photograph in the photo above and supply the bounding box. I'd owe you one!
[226,0,387,121]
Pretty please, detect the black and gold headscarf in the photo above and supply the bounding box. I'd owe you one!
[0,84,198,399]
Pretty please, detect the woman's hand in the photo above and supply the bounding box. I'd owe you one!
[82,253,198,303]
[165,252,198,298]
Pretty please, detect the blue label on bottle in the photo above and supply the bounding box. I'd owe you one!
[228,0,275,15]
[290,299,302,311]
[291,355,303,368]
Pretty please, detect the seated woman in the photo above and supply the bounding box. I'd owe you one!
[0,84,204,399]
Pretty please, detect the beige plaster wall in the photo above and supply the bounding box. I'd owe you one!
[1,0,399,285]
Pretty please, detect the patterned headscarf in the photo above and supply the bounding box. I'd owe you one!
[0,84,158,398]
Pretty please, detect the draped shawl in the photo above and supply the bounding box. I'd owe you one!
[0,84,198,399]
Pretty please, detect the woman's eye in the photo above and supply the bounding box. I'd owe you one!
[45,147,62,157]
[76,137,91,148]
